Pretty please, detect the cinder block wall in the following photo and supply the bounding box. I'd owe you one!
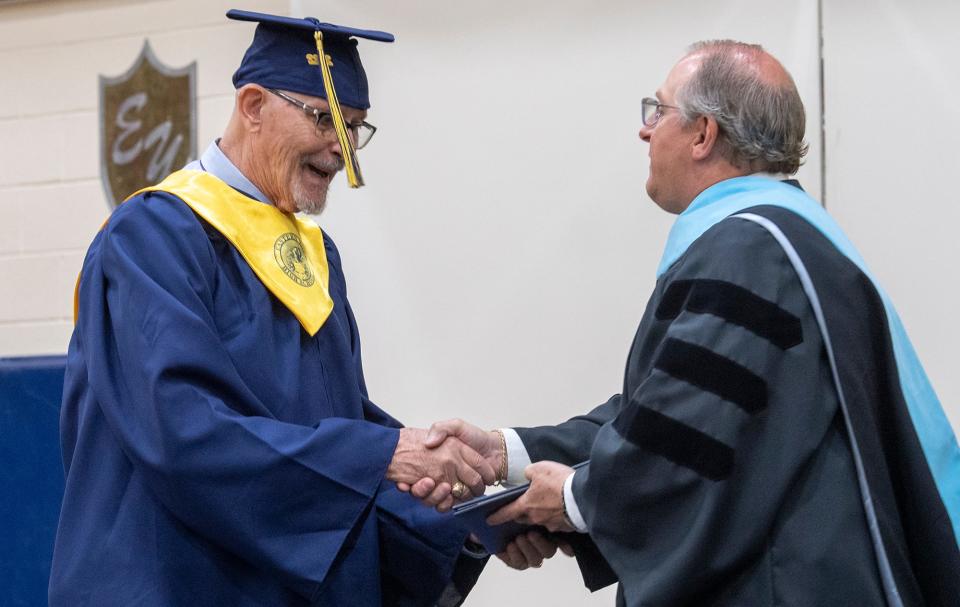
[0,0,285,356]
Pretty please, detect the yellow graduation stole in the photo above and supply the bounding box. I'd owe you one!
[77,170,334,336]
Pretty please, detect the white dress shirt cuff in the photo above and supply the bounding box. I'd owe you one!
[562,471,589,533]
[499,428,532,486]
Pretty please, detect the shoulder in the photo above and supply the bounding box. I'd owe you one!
[698,212,786,259]
[658,210,817,334]
[100,190,216,272]
[669,212,795,287]
[105,190,204,238]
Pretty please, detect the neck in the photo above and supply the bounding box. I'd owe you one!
[219,123,284,209]
[218,123,253,183]
[676,162,752,213]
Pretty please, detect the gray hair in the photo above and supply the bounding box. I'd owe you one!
[675,40,808,175]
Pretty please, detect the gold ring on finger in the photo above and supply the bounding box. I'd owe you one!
[451,481,467,499]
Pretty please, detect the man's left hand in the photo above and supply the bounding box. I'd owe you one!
[496,529,574,570]
[486,461,575,533]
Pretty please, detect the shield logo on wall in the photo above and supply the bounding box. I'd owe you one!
[100,40,197,209]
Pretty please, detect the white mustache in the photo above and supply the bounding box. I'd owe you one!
[305,157,345,173]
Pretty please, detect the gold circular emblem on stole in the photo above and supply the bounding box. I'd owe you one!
[273,233,315,287]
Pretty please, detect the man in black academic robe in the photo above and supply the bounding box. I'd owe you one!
[418,40,960,606]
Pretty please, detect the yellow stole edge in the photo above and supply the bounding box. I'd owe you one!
[74,170,333,337]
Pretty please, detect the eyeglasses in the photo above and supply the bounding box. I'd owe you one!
[641,97,681,127]
[267,88,377,150]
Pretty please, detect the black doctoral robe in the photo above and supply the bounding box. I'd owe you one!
[516,179,960,606]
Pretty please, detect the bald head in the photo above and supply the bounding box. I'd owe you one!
[688,41,794,86]
[674,40,808,174]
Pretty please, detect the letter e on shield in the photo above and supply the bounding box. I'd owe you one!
[99,40,197,209]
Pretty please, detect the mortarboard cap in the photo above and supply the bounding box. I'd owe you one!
[227,9,395,187]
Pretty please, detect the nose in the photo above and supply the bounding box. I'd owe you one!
[638,123,653,143]
[325,132,344,157]
[325,128,361,157]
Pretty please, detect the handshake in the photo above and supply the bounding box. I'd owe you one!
[385,419,578,570]
[385,419,504,512]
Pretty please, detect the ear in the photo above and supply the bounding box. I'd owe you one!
[690,115,721,161]
[235,84,267,133]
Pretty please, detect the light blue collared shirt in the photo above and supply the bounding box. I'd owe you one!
[184,140,270,204]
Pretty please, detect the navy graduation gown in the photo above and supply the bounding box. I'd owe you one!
[50,190,470,606]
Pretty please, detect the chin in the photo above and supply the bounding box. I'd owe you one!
[645,182,663,208]
[647,187,682,215]
[291,184,329,215]
[295,199,327,215]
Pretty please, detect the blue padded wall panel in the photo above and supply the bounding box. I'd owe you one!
[0,356,67,607]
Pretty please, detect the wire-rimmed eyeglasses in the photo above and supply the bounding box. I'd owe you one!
[268,88,377,150]
[641,97,681,127]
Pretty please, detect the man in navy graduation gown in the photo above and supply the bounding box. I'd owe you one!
[49,10,496,607]
[420,41,960,605]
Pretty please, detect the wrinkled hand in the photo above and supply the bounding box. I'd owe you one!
[487,461,575,532]
[497,530,574,570]
[426,418,503,473]
[387,427,496,512]
[396,419,504,504]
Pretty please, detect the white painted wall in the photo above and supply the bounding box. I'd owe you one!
[0,0,286,355]
[822,0,960,434]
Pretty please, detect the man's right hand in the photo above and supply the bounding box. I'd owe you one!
[386,427,496,512]
[425,418,503,476]
[395,419,504,506]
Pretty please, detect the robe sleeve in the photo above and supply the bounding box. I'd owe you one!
[511,397,626,590]
[373,483,481,606]
[573,218,843,604]
[76,193,400,600]
[513,394,623,463]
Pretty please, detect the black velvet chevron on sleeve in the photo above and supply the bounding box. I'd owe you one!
[656,279,803,350]
[610,337,772,481]
[655,338,767,415]
[613,405,734,481]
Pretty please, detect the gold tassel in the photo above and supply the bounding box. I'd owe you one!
[314,31,364,188]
